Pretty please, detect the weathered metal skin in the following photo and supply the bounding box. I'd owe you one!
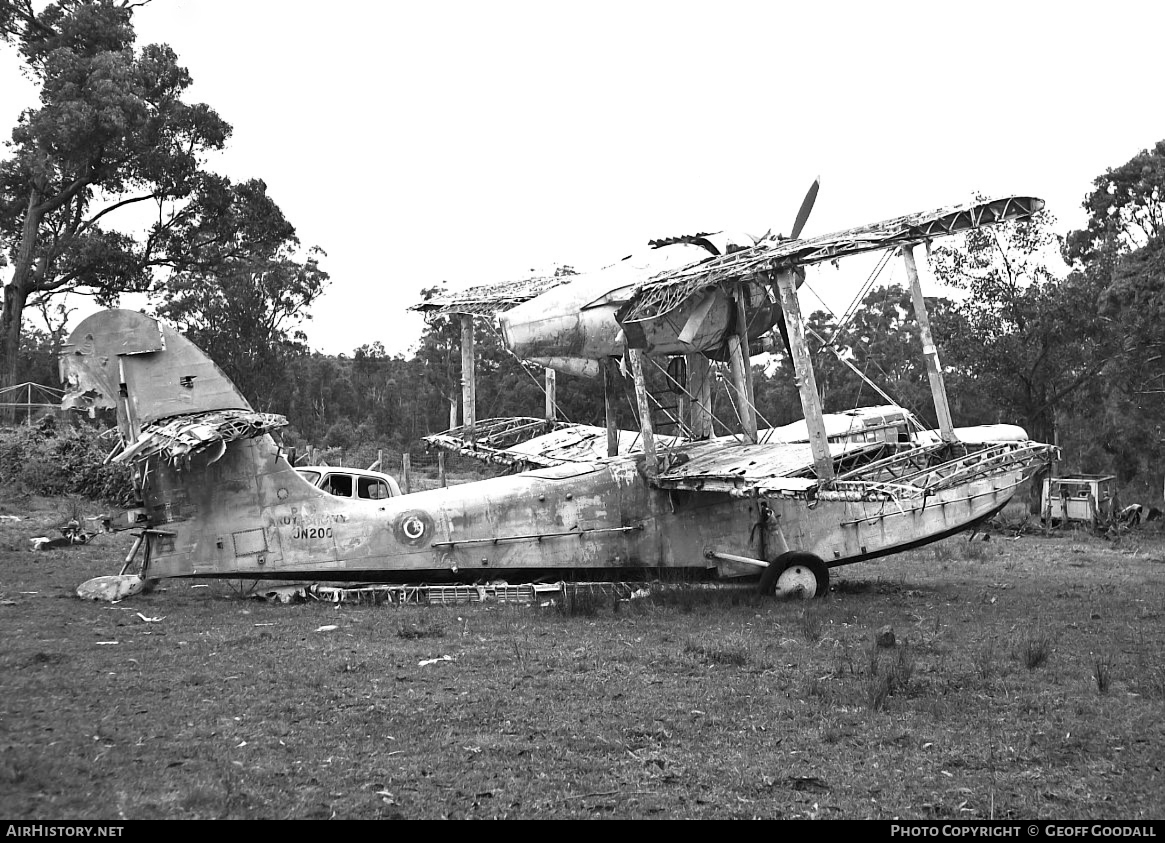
[60,309,253,429]
[771,472,1021,566]
[498,241,718,375]
[499,258,780,368]
[53,308,747,580]
[133,426,1023,581]
[61,308,1050,586]
[129,426,770,582]
[70,199,1067,590]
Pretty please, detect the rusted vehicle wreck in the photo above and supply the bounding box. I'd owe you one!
[63,194,1055,599]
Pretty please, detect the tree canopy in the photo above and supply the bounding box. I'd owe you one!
[0,0,323,387]
[153,226,329,413]
[4,7,1165,498]
[1063,141,1165,482]
[1064,139,1165,268]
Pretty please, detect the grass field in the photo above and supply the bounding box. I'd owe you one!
[1,495,1163,819]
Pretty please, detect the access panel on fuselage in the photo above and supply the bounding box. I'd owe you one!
[145,437,285,577]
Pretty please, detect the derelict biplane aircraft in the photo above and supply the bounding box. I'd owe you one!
[62,190,1056,601]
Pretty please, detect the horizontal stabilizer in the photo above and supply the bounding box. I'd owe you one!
[114,409,288,469]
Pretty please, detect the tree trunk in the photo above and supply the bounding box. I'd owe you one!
[1,190,43,389]
[0,281,29,427]
[0,281,29,385]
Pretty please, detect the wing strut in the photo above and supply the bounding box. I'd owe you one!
[774,269,835,482]
[902,245,956,442]
[628,349,658,477]
[727,283,758,443]
[687,353,714,440]
[602,359,621,457]
[461,315,477,440]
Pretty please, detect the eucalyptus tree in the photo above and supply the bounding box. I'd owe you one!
[1,0,330,418]
[1064,141,1165,482]
[929,207,1108,447]
[0,0,238,383]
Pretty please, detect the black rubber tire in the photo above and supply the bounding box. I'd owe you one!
[757,551,830,599]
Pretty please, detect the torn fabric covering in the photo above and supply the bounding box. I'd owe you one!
[113,409,288,468]
[423,417,686,469]
[410,276,570,318]
[620,196,1045,323]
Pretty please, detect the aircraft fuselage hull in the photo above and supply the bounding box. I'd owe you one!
[138,433,1023,582]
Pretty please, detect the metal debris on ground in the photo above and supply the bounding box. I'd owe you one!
[303,580,642,606]
[252,579,726,607]
[260,584,308,604]
[76,574,145,602]
[244,580,754,606]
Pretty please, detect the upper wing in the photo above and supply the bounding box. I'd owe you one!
[411,276,571,318]
[620,195,1045,324]
[408,195,1043,365]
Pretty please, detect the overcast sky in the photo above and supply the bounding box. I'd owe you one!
[3,0,1164,357]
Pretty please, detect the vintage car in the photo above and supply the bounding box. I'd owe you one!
[294,466,402,500]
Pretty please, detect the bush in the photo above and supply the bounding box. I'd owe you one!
[0,419,134,504]
[324,419,358,450]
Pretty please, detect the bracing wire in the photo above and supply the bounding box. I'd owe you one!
[805,327,929,436]
[480,318,575,424]
[836,249,894,334]
[641,354,750,444]
[795,252,937,429]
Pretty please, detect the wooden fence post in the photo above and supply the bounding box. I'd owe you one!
[402,452,412,494]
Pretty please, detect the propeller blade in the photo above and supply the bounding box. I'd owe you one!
[789,177,820,240]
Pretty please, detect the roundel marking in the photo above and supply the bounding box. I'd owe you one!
[393,510,434,547]
[402,516,425,540]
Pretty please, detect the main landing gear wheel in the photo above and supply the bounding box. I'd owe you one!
[757,551,830,599]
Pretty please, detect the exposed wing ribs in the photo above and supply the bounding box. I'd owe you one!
[621,196,1044,323]
[113,409,288,469]
[410,276,570,318]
